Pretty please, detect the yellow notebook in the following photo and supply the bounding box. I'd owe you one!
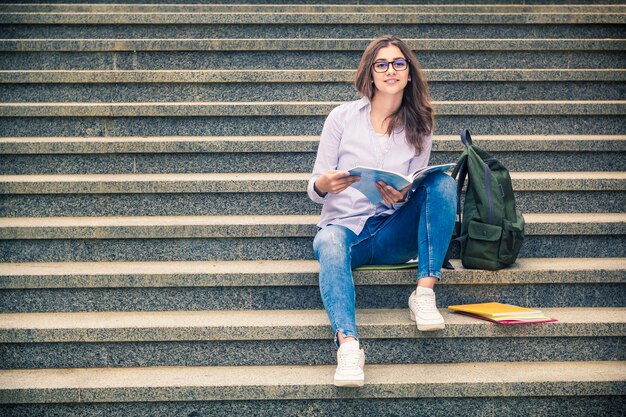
[447,302,542,318]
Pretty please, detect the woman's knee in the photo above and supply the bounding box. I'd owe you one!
[313,225,353,260]
[425,172,457,198]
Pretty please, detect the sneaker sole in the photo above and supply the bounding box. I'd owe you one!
[409,310,445,331]
[416,322,445,331]
[334,377,365,388]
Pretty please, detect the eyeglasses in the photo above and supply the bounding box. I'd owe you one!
[372,59,409,73]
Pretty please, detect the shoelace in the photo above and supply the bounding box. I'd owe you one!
[337,350,362,370]
[413,293,437,313]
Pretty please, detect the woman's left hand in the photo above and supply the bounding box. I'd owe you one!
[377,181,411,205]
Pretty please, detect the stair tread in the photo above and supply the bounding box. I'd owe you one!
[0,258,624,285]
[0,361,624,403]
[2,171,625,181]
[3,4,624,13]
[1,307,624,343]
[3,11,625,22]
[2,38,624,52]
[1,213,624,227]
[2,134,624,154]
[1,100,623,117]
[0,258,626,279]
[0,172,624,194]
[2,100,625,105]
[1,69,625,83]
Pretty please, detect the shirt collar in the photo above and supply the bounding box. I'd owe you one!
[357,96,371,111]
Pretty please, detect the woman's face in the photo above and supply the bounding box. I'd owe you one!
[371,45,410,98]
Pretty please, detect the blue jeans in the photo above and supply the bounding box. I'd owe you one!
[312,172,457,346]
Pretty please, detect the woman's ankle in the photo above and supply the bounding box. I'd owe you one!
[417,276,437,290]
[337,332,357,346]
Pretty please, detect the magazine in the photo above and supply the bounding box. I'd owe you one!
[348,163,455,204]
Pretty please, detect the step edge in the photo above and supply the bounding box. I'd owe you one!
[0,361,623,404]
[0,307,624,343]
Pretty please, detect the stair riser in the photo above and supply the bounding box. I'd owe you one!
[1,337,623,369]
[1,397,624,417]
[2,51,624,71]
[3,3,626,11]
[0,153,318,174]
[1,236,623,263]
[1,283,624,313]
[2,191,623,217]
[3,151,624,175]
[3,24,624,40]
[2,82,624,102]
[2,0,625,5]
[2,115,624,137]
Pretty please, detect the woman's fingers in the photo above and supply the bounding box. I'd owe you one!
[331,176,359,193]
[327,171,359,194]
[377,181,403,204]
[376,182,392,204]
[316,170,359,195]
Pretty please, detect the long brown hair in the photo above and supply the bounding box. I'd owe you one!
[354,35,434,154]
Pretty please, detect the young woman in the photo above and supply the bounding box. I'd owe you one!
[307,35,457,387]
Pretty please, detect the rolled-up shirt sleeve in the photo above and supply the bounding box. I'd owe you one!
[307,106,344,204]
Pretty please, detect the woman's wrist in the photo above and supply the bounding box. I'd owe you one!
[313,179,327,197]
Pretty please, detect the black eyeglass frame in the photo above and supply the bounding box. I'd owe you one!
[372,59,409,73]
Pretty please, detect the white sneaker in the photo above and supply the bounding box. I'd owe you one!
[408,286,445,331]
[333,340,365,387]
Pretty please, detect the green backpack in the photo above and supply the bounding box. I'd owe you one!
[449,130,525,270]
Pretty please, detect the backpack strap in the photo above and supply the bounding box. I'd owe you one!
[442,131,471,269]
[443,154,467,269]
[460,129,473,147]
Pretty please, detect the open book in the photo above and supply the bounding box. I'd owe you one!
[348,163,455,204]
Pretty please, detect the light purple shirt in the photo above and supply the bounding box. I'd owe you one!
[308,97,432,235]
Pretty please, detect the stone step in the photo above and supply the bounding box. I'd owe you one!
[1,172,623,216]
[3,68,624,83]
[2,69,624,102]
[2,258,623,288]
[4,11,623,24]
[0,214,624,262]
[0,258,623,312]
[1,101,624,137]
[2,12,623,40]
[4,101,623,117]
[3,38,623,53]
[2,0,625,7]
[2,171,623,193]
[3,134,624,175]
[2,213,623,239]
[3,4,625,13]
[2,39,624,71]
[0,361,623,417]
[0,308,624,368]
[7,83,620,103]
[3,134,623,153]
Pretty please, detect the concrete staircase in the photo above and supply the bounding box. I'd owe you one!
[0,1,625,415]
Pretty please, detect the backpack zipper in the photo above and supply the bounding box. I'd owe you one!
[484,164,494,224]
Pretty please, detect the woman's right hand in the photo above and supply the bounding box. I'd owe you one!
[314,170,360,197]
